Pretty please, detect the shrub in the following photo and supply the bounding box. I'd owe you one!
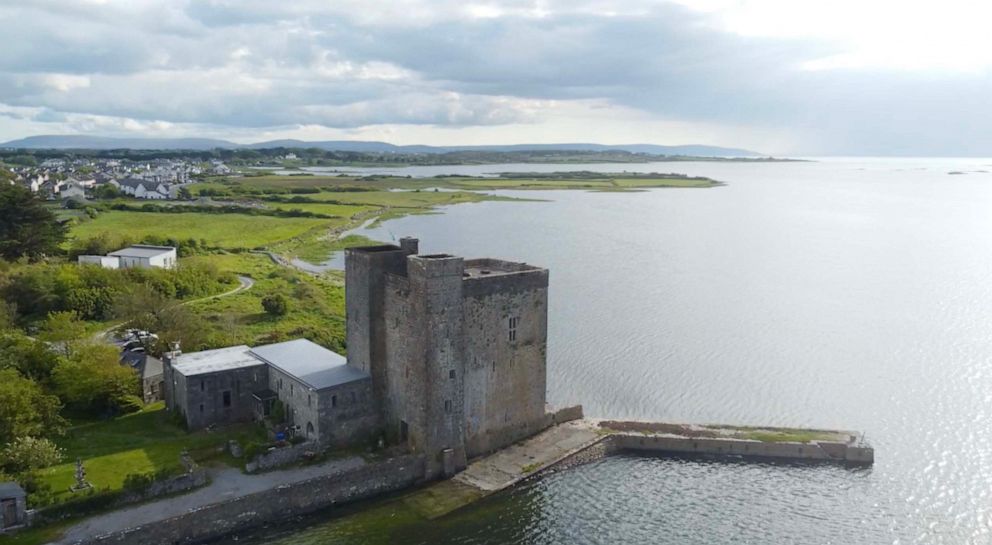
[261,294,289,317]
[114,394,145,415]
[0,436,65,474]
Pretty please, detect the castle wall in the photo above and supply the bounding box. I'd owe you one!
[462,272,549,458]
[345,245,410,413]
[176,365,267,430]
[267,367,376,446]
[382,273,425,448]
[408,255,469,478]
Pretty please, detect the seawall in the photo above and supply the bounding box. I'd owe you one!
[597,420,874,465]
[73,454,425,545]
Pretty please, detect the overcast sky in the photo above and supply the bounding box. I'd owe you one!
[1,0,989,155]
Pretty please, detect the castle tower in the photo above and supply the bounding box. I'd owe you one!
[405,254,469,477]
[344,239,417,412]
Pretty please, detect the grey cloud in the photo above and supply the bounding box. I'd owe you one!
[2,0,991,154]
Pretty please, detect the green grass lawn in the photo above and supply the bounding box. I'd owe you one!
[183,253,349,350]
[36,403,266,507]
[70,211,333,250]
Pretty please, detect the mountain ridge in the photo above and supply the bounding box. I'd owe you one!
[0,135,763,158]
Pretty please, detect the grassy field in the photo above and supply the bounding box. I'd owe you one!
[70,211,332,250]
[440,176,720,190]
[183,253,349,350]
[36,403,266,507]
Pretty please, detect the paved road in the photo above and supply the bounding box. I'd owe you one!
[55,455,365,544]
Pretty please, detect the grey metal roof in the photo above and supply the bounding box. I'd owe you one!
[108,245,175,259]
[172,345,263,377]
[250,339,368,391]
[0,481,25,498]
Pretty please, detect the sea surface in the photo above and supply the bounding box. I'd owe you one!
[227,157,992,544]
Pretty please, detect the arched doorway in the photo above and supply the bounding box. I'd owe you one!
[306,421,314,439]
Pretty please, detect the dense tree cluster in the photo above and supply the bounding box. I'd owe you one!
[0,184,68,260]
[0,257,234,322]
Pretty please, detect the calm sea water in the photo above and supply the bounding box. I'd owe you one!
[229,158,992,544]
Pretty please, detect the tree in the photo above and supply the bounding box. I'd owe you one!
[38,311,87,355]
[113,285,211,355]
[0,437,64,474]
[0,184,67,260]
[92,184,121,200]
[0,300,15,330]
[52,342,137,412]
[0,369,65,444]
[0,332,61,383]
[262,294,289,316]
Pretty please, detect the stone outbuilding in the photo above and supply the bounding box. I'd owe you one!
[163,339,376,447]
[0,482,27,532]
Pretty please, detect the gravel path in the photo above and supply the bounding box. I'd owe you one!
[55,455,365,544]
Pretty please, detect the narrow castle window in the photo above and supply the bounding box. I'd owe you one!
[200,379,204,392]
[308,394,312,408]
[509,317,519,342]
[444,400,452,413]
[223,391,231,407]
[449,369,456,379]
[290,383,294,395]
[332,395,337,408]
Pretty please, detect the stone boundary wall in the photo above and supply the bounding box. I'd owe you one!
[34,470,210,527]
[245,441,321,473]
[80,454,425,545]
[117,469,209,505]
[550,405,583,426]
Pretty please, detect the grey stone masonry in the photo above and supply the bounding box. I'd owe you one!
[349,239,551,480]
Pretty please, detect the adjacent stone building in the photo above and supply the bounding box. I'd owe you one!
[163,340,376,445]
[163,238,551,479]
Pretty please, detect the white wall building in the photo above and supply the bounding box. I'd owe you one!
[78,245,177,269]
[109,245,178,269]
[77,255,120,269]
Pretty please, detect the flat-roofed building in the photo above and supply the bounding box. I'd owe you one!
[163,339,375,446]
[164,345,267,430]
[108,245,177,269]
[78,245,177,270]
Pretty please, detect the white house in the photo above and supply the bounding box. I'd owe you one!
[79,245,177,270]
[59,182,87,200]
[78,255,120,269]
[113,178,171,200]
[109,245,178,269]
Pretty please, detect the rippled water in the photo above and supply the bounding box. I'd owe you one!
[228,158,992,544]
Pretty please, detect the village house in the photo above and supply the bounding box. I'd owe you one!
[111,177,172,199]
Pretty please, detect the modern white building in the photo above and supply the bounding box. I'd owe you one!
[109,245,177,269]
[77,255,120,269]
[78,245,177,269]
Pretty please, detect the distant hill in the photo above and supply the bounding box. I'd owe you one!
[1,135,762,157]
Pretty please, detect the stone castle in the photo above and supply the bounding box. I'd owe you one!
[163,238,549,479]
